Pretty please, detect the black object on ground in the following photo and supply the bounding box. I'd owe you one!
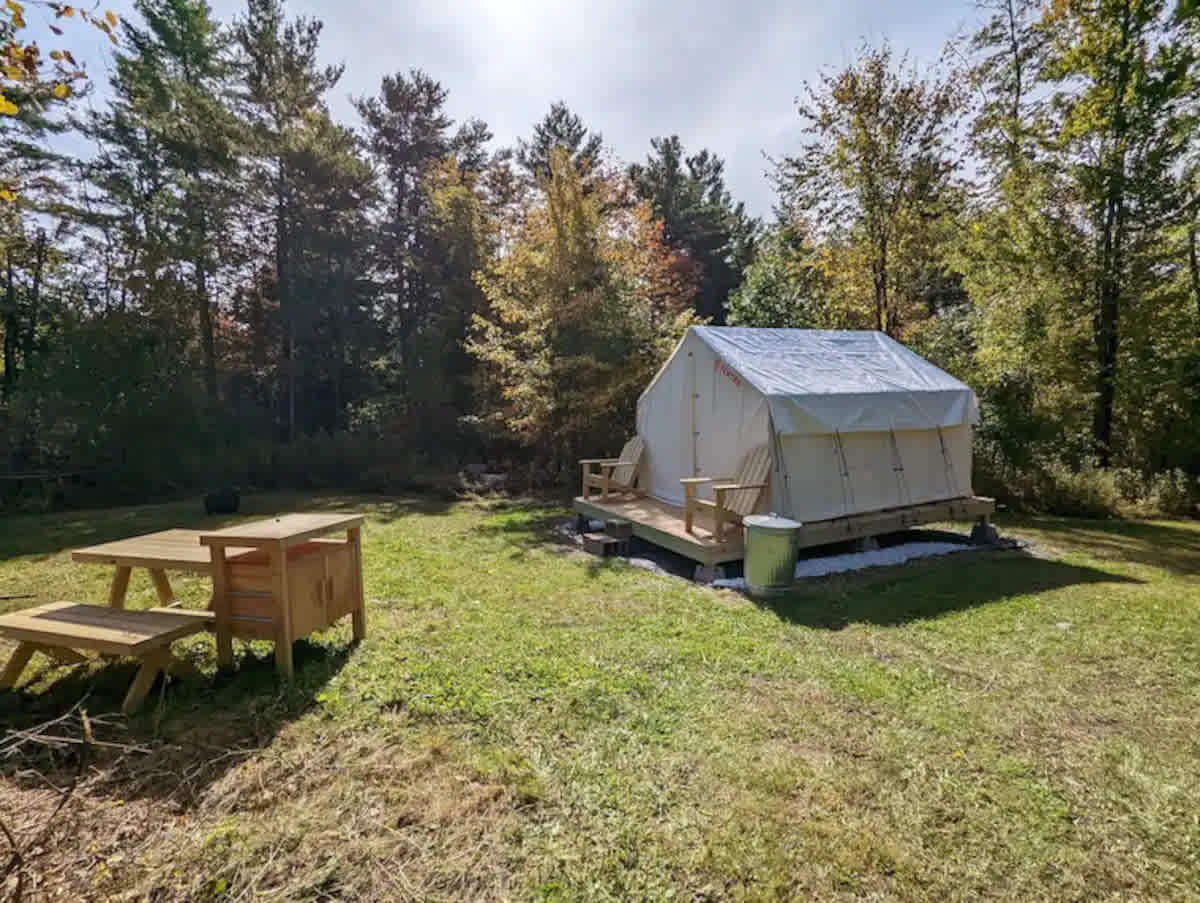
[204,487,240,515]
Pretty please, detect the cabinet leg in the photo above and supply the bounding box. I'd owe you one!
[275,638,294,679]
[210,546,234,669]
[349,526,366,642]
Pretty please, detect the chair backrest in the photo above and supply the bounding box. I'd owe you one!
[726,444,772,515]
[611,435,645,486]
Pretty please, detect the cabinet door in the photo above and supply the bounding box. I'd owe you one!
[324,542,358,620]
[287,549,328,639]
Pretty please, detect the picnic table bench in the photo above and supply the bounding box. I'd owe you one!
[0,602,209,713]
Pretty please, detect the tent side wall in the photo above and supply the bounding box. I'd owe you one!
[777,425,973,523]
[691,337,773,491]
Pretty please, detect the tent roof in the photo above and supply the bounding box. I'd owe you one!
[688,326,978,434]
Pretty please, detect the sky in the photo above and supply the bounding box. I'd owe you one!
[61,0,986,219]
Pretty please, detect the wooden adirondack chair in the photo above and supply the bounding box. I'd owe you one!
[681,444,772,542]
[580,436,646,500]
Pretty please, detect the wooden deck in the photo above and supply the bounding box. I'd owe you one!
[573,494,996,567]
[573,494,744,566]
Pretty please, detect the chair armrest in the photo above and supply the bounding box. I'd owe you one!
[712,482,768,492]
[580,458,622,465]
[679,477,714,485]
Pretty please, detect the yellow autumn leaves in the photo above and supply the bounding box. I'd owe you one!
[0,2,117,120]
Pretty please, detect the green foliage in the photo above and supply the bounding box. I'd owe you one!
[516,100,604,184]
[727,223,829,327]
[628,135,759,322]
[775,42,965,337]
[469,149,696,476]
[2,0,1199,512]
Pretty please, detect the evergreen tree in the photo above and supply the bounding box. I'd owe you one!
[233,0,343,439]
[516,101,604,184]
[629,135,758,322]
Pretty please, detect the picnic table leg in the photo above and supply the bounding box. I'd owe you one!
[1,642,36,688]
[122,649,169,714]
[148,568,175,605]
[349,526,366,642]
[109,566,132,609]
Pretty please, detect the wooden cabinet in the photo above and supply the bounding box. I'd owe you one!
[201,514,366,677]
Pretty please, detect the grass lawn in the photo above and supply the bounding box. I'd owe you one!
[1,493,1198,901]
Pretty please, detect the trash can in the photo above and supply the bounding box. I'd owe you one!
[743,514,802,597]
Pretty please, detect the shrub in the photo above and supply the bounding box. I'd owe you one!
[974,444,1199,519]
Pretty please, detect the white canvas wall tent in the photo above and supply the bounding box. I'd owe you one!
[635,326,980,524]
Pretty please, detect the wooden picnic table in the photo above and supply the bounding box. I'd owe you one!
[71,528,253,607]
[1,514,368,714]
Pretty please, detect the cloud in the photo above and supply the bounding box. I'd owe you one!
[91,0,981,218]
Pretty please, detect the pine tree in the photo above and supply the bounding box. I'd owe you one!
[91,0,242,403]
[516,101,604,184]
[629,135,759,323]
[233,0,343,439]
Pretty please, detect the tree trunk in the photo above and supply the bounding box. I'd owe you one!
[23,232,46,371]
[1091,0,1132,469]
[195,212,218,405]
[1093,269,1119,468]
[873,232,890,334]
[1189,224,1199,325]
[2,248,15,401]
[275,169,295,442]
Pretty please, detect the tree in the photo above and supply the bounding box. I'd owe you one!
[469,149,696,475]
[629,135,758,322]
[516,100,604,184]
[97,0,242,404]
[776,43,964,337]
[1038,0,1197,466]
[728,222,829,328]
[968,0,1047,177]
[233,0,344,439]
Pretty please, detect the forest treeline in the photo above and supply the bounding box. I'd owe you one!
[1,0,1198,516]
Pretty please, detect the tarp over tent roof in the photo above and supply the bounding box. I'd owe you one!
[683,326,979,436]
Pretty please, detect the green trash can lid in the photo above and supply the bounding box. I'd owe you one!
[744,513,802,531]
